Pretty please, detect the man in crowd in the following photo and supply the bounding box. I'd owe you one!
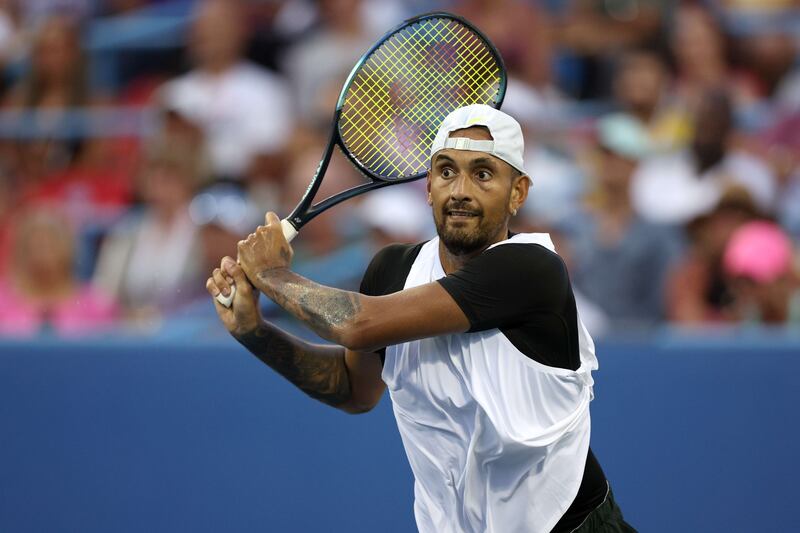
[159,0,292,180]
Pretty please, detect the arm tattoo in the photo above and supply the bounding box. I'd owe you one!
[256,268,363,345]
[234,322,351,408]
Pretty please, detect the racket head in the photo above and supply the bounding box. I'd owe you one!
[335,12,507,183]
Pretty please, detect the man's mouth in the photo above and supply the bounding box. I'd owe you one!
[446,209,479,219]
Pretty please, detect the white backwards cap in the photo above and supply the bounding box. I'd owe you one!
[430,104,526,175]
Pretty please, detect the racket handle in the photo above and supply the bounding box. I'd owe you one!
[280,218,298,243]
[215,218,298,308]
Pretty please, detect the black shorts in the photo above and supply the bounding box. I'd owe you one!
[570,483,637,533]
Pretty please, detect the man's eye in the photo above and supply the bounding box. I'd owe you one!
[476,170,492,180]
[441,168,454,178]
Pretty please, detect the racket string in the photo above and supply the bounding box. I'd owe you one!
[340,22,466,173]
[339,16,503,180]
[342,34,430,175]
[347,21,494,172]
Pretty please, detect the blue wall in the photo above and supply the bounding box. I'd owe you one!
[1,333,798,533]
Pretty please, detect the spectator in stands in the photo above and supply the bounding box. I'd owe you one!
[0,0,23,73]
[761,112,800,238]
[4,11,87,108]
[358,186,433,250]
[3,14,91,187]
[612,48,690,152]
[2,14,135,232]
[244,149,290,218]
[280,0,375,128]
[669,3,760,111]
[723,220,799,324]
[555,0,664,99]
[666,186,760,324]
[517,140,586,228]
[93,138,207,326]
[189,181,260,278]
[0,205,117,336]
[165,181,262,322]
[632,89,776,225]
[159,0,293,179]
[563,114,680,330]
[774,59,800,113]
[737,27,797,105]
[715,0,800,109]
[456,0,564,127]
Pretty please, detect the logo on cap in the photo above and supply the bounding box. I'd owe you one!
[466,116,487,126]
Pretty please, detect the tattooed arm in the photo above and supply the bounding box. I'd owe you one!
[234,322,349,407]
[235,212,469,352]
[250,267,469,353]
[208,257,384,413]
[234,323,384,413]
[252,268,364,348]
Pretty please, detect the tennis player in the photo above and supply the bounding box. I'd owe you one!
[207,105,636,533]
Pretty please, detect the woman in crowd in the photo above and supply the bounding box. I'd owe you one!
[92,138,208,326]
[0,205,118,336]
[2,15,92,187]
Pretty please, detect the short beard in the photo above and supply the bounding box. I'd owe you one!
[434,209,498,257]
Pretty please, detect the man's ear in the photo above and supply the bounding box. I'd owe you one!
[510,173,531,213]
[426,171,433,205]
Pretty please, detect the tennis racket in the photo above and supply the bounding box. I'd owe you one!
[217,11,506,307]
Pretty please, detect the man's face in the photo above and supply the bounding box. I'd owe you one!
[597,148,637,196]
[691,91,732,169]
[190,0,244,70]
[427,126,525,256]
[614,52,666,115]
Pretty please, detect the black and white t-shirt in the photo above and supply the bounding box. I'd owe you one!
[360,236,607,532]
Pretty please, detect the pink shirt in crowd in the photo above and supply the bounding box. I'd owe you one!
[0,282,118,337]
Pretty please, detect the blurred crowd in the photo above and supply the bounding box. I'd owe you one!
[0,0,798,338]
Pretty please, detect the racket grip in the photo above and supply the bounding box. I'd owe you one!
[280,218,298,242]
[215,218,298,308]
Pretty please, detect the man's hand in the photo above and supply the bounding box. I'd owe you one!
[206,256,262,337]
[237,212,294,285]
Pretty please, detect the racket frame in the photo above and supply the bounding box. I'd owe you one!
[284,11,507,234]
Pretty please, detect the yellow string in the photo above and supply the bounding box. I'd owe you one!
[339,17,502,179]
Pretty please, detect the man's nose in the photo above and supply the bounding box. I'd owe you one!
[450,175,473,201]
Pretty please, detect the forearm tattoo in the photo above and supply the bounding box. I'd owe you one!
[234,322,351,408]
[256,269,363,345]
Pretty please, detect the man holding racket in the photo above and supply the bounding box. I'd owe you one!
[207,105,635,533]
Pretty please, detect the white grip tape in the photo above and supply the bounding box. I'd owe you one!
[214,218,298,308]
[280,218,298,243]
